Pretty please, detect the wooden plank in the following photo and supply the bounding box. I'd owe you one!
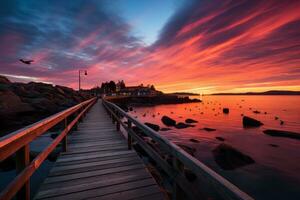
[55,153,136,167]
[39,168,150,191]
[38,178,157,200]
[50,157,142,176]
[44,164,144,184]
[35,170,151,199]
[57,151,135,162]
[64,145,128,155]
[34,100,164,200]
[68,140,125,148]
[89,185,163,200]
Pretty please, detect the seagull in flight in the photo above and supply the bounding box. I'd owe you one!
[19,59,34,65]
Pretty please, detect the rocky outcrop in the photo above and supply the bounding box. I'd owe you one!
[160,128,172,131]
[263,129,300,140]
[0,75,92,136]
[161,116,176,126]
[189,138,200,143]
[242,116,263,127]
[185,118,198,123]
[212,144,255,170]
[223,108,229,114]
[108,95,201,107]
[175,122,195,129]
[144,122,160,131]
[201,127,216,132]
[177,144,196,156]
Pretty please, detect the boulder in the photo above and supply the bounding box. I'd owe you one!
[184,169,197,182]
[185,118,198,123]
[189,138,200,143]
[0,156,15,171]
[242,116,263,127]
[160,128,172,131]
[212,144,255,170]
[223,108,229,114]
[0,75,10,84]
[0,90,33,115]
[144,122,160,132]
[175,122,194,129]
[215,136,225,141]
[201,127,216,132]
[161,116,176,126]
[269,144,279,148]
[263,129,300,140]
[177,144,196,156]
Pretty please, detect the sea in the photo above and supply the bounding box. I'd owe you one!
[129,95,300,200]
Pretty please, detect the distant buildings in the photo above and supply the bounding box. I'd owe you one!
[115,81,161,97]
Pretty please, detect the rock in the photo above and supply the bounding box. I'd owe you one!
[269,144,279,148]
[160,128,172,131]
[0,90,34,115]
[51,133,59,139]
[263,129,300,140]
[0,75,10,84]
[184,168,197,182]
[215,137,225,141]
[189,138,200,143]
[161,116,176,126]
[242,116,263,127]
[132,126,147,137]
[144,122,160,131]
[177,144,196,156]
[129,107,133,111]
[212,144,255,170]
[223,108,229,114]
[0,156,15,171]
[253,110,260,114]
[275,116,279,120]
[280,120,284,125]
[185,118,198,123]
[201,127,216,132]
[175,122,195,129]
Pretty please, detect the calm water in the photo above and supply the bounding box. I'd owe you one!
[129,95,300,200]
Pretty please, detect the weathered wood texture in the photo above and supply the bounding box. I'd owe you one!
[0,98,96,200]
[34,100,164,200]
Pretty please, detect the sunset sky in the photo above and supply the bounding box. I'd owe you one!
[0,0,300,94]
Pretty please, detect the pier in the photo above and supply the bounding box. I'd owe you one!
[0,98,254,200]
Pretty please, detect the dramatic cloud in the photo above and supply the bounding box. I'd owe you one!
[0,0,300,93]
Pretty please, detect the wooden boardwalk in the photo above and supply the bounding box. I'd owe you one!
[34,100,164,200]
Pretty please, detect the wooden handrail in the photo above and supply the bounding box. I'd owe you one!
[102,99,254,200]
[0,97,97,200]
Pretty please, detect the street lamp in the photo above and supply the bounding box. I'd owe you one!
[78,70,87,91]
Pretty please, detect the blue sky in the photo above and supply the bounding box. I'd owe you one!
[0,0,299,93]
[114,0,183,45]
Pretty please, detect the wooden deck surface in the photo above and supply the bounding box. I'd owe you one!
[34,100,164,200]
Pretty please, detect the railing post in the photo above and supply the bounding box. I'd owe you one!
[112,114,115,124]
[116,112,120,131]
[172,158,184,200]
[127,119,132,150]
[79,107,83,122]
[15,145,30,200]
[62,117,68,152]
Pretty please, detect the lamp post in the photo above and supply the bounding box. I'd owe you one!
[78,70,87,91]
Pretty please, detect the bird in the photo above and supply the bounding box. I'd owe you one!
[19,59,34,65]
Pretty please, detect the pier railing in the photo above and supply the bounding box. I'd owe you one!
[0,97,97,200]
[102,99,254,200]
